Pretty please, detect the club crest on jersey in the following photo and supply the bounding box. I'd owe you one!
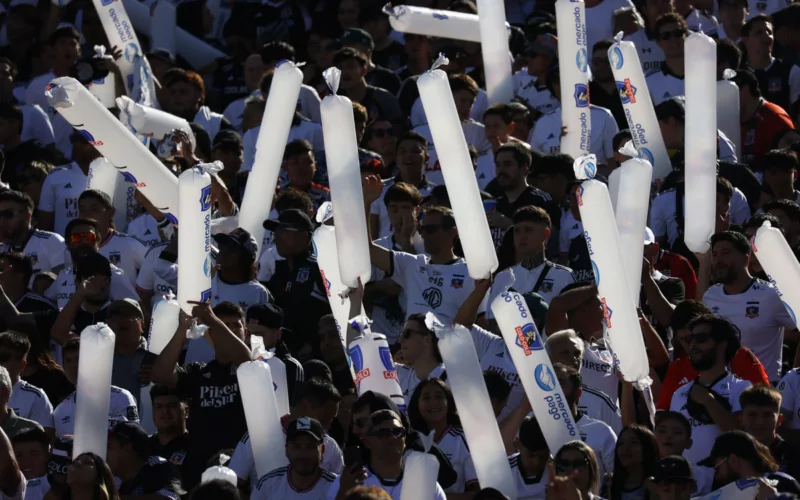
[574,84,589,108]
[109,253,121,264]
[769,78,782,93]
[539,280,553,293]
[169,452,186,465]
[745,305,760,318]
[297,267,310,283]
[600,350,613,364]
[450,278,464,289]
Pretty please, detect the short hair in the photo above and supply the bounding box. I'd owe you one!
[495,142,532,169]
[422,205,456,228]
[75,253,112,281]
[340,486,393,500]
[275,189,314,214]
[150,384,187,405]
[62,337,80,356]
[49,25,80,45]
[716,177,734,201]
[710,230,752,255]
[283,139,314,162]
[64,217,99,238]
[11,427,49,448]
[686,314,741,363]
[612,130,634,152]
[449,73,480,97]
[654,410,692,436]
[21,162,52,184]
[654,12,689,37]
[534,154,575,182]
[333,47,368,68]
[212,301,244,319]
[163,68,206,102]
[483,370,511,401]
[244,95,266,114]
[670,300,712,331]
[396,131,427,152]
[764,149,800,171]
[764,199,800,223]
[545,329,585,359]
[741,13,771,37]
[190,480,242,500]
[384,182,423,207]
[296,377,342,406]
[512,205,551,228]
[742,213,783,234]
[0,190,33,212]
[78,189,113,210]
[592,39,614,54]
[739,384,782,412]
[717,39,742,70]
[0,252,33,287]
[482,103,513,124]
[552,362,582,389]
[0,331,30,359]
[260,41,295,65]
[352,102,368,124]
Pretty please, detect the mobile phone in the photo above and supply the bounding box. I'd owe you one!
[344,445,362,468]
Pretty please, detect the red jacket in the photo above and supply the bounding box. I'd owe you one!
[654,250,698,300]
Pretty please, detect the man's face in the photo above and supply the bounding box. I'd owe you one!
[53,36,80,68]
[511,112,532,142]
[78,198,112,230]
[719,0,747,29]
[0,200,29,240]
[518,445,549,477]
[286,435,323,475]
[246,321,281,349]
[274,225,311,258]
[711,240,746,284]
[452,89,476,121]
[687,324,720,371]
[336,58,365,90]
[387,201,418,237]
[80,273,111,304]
[217,314,245,342]
[591,49,613,83]
[741,405,780,445]
[763,167,795,194]
[654,419,691,456]
[495,151,526,189]
[284,152,316,188]
[513,220,549,256]
[396,139,426,179]
[484,115,510,142]
[153,395,186,433]
[62,350,79,385]
[13,441,48,479]
[743,20,774,56]
[318,319,346,364]
[67,225,99,260]
[656,23,687,57]
[106,310,143,345]
[168,82,201,115]
[243,54,266,91]
[418,212,453,255]
[547,336,582,371]
[364,418,405,460]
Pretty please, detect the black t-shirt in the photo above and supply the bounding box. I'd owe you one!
[175,361,247,488]
[2,291,59,350]
[588,80,627,131]
[211,58,248,111]
[366,66,402,95]
[149,432,191,488]
[568,232,595,284]
[228,0,307,52]
[492,186,560,247]
[73,304,109,335]
[118,456,184,497]
[373,42,407,71]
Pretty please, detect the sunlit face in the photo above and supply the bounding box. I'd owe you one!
[417,383,448,427]
[513,221,550,256]
[555,449,592,493]
[484,114,510,142]
[418,212,454,255]
[284,151,316,188]
[105,310,143,345]
[13,441,48,479]
[367,121,397,158]
[495,151,527,189]
[687,324,719,371]
[247,321,281,349]
[386,201,418,238]
[743,20,774,56]
[399,319,430,365]
[547,336,582,371]
[654,419,691,457]
[364,418,406,460]
[711,240,747,285]
[153,395,186,433]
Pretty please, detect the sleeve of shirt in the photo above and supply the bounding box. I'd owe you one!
[790,65,800,105]
[771,290,798,330]
[301,86,322,123]
[388,251,418,285]
[469,325,505,361]
[228,433,255,481]
[45,236,67,271]
[325,476,342,500]
[31,393,54,429]
[601,430,617,474]
[136,251,156,293]
[38,173,57,213]
[779,373,798,420]
[28,105,55,144]
[463,453,479,488]
[323,439,345,474]
[730,347,770,387]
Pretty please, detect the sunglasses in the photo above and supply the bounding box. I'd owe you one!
[555,457,590,473]
[688,332,714,344]
[70,232,97,244]
[0,209,21,220]
[368,427,406,439]
[418,224,450,235]
[658,29,686,41]
[372,128,397,139]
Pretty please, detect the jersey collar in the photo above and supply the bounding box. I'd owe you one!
[367,465,404,486]
[11,228,35,253]
[661,62,685,80]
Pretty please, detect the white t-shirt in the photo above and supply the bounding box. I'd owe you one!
[252,466,337,500]
[242,119,324,172]
[396,363,446,405]
[23,476,49,500]
[135,242,177,305]
[230,427,344,489]
[0,474,25,500]
[38,163,88,237]
[46,264,139,310]
[508,261,576,305]
[371,235,425,343]
[581,342,619,405]
[256,245,284,283]
[193,106,226,142]
[370,177,435,240]
[509,452,549,500]
[389,252,483,326]
[646,66,685,105]
[778,368,800,430]
[668,372,751,464]
[579,384,623,435]
[585,0,636,53]
[126,214,164,248]
[435,427,478,493]
[576,413,618,478]
[413,121,492,186]
[98,230,147,286]
[528,105,619,164]
[0,229,66,273]
[469,325,524,420]
[475,154,495,190]
[52,386,139,438]
[512,71,560,115]
[9,380,52,429]
[624,29,665,75]
[20,104,54,146]
[703,279,795,380]
[325,469,447,500]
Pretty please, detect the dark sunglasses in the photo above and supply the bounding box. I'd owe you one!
[70,232,98,244]
[369,427,407,439]
[555,457,590,473]
[0,209,22,220]
[372,128,397,139]
[419,224,450,235]
[688,332,714,344]
[658,29,686,41]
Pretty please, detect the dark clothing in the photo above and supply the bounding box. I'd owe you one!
[273,341,304,406]
[149,432,192,488]
[0,409,40,439]
[366,66,402,96]
[589,80,627,131]
[373,42,407,71]
[73,304,110,335]
[228,0,307,52]
[117,456,185,497]
[771,435,800,482]
[111,346,148,409]
[340,86,402,122]
[175,360,247,489]
[211,58,248,110]
[718,161,762,211]
[748,58,797,115]
[2,140,66,190]
[491,186,560,247]
[3,290,59,352]
[22,368,73,407]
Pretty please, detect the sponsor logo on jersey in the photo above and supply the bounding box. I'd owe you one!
[422,287,443,308]
[297,267,310,283]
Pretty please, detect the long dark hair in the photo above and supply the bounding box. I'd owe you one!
[63,452,119,500]
[405,314,443,363]
[407,378,461,435]
[609,424,660,500]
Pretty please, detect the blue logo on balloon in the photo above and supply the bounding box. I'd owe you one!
[584,161,597,179]
[118,171,138,184]
[379,346,396,372]
[576,48,588,72]
[200,184,212,212]
[610,47,624,70]
[639,148,654,165]
[124,43,140,62]
[515,323,544,351]
[350,345,365,374]
[203,256,212,277]
[535,364,556,392]
[591,260,600,285]
[80,130,96,143]
[574,84,589,108]
[200,289,212,303]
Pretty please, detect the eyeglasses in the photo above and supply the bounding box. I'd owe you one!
[368,427,406,439]
[419,224,450,235]
[372,128,397,139]
[688,332,714,344]
[555,457,590,473]
[70,232,97,244]
[0,209,21,220]
[658,29,686,41]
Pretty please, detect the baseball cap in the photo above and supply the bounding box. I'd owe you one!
[518,416,548,452]
[644,227,656,245]
[522,292,549,330]
[263,208,315,233]
[109,421,150,457]
[339,28,375,52]
[213,228,259,262]
[732,69,759,91]
[146,48,176,67]
[698,430,761,468]
[655,97,686,122]
[212,129,242,151]
[526,34,558,59]
[286,417,324,442]
[652,456,695,483]
[246,303,284,329]
[108,298,143,319]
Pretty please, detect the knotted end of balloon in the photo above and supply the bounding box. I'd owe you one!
[431,53,449,72]
[722,68,737,80]
[186,321,208,340]
[166,290,177,301]
[618,140,639,158]
[276,59,304,70]
[632,376,653,392]
[201,465,237,486]
[198,161,224,176]
[613,31,624,43]
[761,221,773,230]
[45,80,74,109]
[348,315,372,334]
[316,201,334,224]
[94,45,111,59]
[425,312,446,335]
[420,430,435,452]
[323,67,342,94]
[573,154,598,181]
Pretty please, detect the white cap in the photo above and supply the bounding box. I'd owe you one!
[644,227,655,245]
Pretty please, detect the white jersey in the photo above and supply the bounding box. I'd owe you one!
[469,325,524,420]
[584,0,636,54]
[579,384,622,435]
[669,372,750,464]
[193,106,226,142]
[370,177,436,240]
[256,245,284,283]
[46,264,139,310]
[508,261,576,305]
[684,9,718,34]
[778,368,800,430]
[741,0,790,16]
[24,72,55,111]
[9,380,52,429]
[0,474,24,500]
[53,386,139,438]
[623,29,665,75]
[512,71,560,115]
[135,242,177,305]
[20,104,54,146]
[371,235,425,343]
[389,252,485,326]
[242,118,324,172]
[509,453,549,499]
[253,466,337,500]
[0,229,66,273]
[435,427,478,493]
[581,342,619,405]
[23,475,49,500]
[576,413,618,478]
[230,427,344,489]
[396,363,446,405]
[98,230,147,286]
[528,105,619,164]
[325,470,447,500]
[646,66,685,105]
[475,154,495,190]
[224,85,321,132]
[38,162,88,237]
[703,279,795,380]
[126,214,164,248]
[413,121,492,186]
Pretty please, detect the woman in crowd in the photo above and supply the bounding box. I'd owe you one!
[46,452,119,500]
[554,441,605,500]
[608,424,660,500]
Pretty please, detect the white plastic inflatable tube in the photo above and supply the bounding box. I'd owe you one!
[753,221,800,328]
[382,3,509,43]
[117,95,191,140]
[400,432,440,500]
[555,0,591,159]
[477,0,513,104]
[717,73,741,162]
[88,46,117,108]
[349,331,405,412]
[73,323,116,460]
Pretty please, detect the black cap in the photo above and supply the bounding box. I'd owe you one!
[698,430,761,468]
[48,436,73,476]
[263,208,315,233]
[339,28,375,52]
[213,129,242,150]
[655,97,686,122]
[246,303,284,329]
[213,227,259,261]
[75,252,112,281]
[109,421,150,457]
[518,416,548,452]
[286,417,324,442]
[652,456,695,483]
[732,69,759,91]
